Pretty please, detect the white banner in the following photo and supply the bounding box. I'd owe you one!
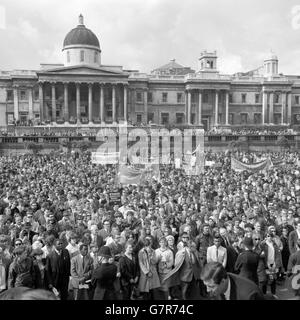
[91,152,119,164]
[175,158,181,169]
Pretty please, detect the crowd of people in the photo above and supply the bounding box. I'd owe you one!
[0,150,300,300]
[207,127,295,136]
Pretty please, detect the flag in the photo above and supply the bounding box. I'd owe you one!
[231,157,273,173]
[118,164,160,185]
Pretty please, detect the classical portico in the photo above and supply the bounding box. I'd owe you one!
[37,66,129,124]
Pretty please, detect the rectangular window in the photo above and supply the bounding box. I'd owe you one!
[255,94,260,103]
[203,93,209,103]
[191,113,196,124]
[275,94,279,104]
[34,89,39,100]
[6,90,13,101]
[229,94,233,103]
[274,113,281,124]
[229,113,234,124]
[161,113,169,125]
[20,90,26,100]
[241,113,248,124]
[80,50,84,62]
[136,92,142,102]
[162,92,168,103]
[176,113,184,124]
[177,93,183,103]
[148,92,153,103]
[254,113,262,124]
[148,113,154,122]
[137,114,142,123]
[94,52,98,63]
[242,94,247,103]
[295,96,299,105]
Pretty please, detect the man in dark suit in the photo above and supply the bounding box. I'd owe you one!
[200,262,265,300]
[288,221,300,255]
[45,238,71,300]
[234,237,259,284]
[219,227,238,273]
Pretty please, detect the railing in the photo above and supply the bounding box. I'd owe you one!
[0,134,298,147]
[247,136,261,141]
[225,136,239,141]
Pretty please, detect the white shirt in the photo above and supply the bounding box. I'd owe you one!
[224,278,231,300]
[266,241,275,267]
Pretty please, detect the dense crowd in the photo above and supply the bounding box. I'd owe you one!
[207,127,295,136]
[0,150,300,300]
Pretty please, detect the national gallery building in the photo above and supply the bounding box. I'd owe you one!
[1,14,300,131]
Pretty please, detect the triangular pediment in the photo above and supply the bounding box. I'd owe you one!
[38,65,127,76]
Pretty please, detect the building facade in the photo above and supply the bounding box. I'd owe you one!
[1,15,300,131]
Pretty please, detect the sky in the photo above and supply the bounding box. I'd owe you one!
[1,0,300,75]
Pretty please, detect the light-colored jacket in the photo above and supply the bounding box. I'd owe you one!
[70,254,94,289]
[207,245,227,268]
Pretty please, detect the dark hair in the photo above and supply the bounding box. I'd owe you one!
[79,244,88,251]
[200,262,227,284]
[0,287,57,300]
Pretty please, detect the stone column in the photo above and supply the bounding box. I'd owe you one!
[112,84,116,123]
[63,83,69,122]
[281,91,286,124]
[124,85,128,122]
[187,89,192,125]
[28,87,33,120]
[76,82,81,123]
[225,90,229,125]
[13,86,19,121]
[269,91,274,124]
[38,82,44,123]
[198,90,202,125]
[287,91,292,124]
[88,83,93,123]
[215,90,219,126]
[262,89,267,125]
[51,83,56,123]
[144,88,148,124]
[100,84,105,123]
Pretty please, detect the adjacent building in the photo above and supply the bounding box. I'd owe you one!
[1,15,300,131]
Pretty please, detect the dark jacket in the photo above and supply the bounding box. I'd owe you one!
[234,249,259,284]
[215,273,265,300]
[288,231,299,255]
[92,263,117,300]
[119,254,140,287]
[8,257,35,289]
[45,249,70,289]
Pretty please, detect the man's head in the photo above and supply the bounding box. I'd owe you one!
[200,262,228,297]
[54,239,63,252]
[213,235,222,248]
[79,244,88,256]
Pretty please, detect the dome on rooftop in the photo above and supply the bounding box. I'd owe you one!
[63,14,100,50]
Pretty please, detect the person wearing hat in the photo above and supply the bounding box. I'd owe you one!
[234,237,259,285]
[91,246,117,300]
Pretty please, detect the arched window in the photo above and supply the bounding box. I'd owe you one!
[80,50,84,62]
[67,51,70,63]
[94,52,98,63]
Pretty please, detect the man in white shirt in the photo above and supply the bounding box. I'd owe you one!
[207,235,227,268]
